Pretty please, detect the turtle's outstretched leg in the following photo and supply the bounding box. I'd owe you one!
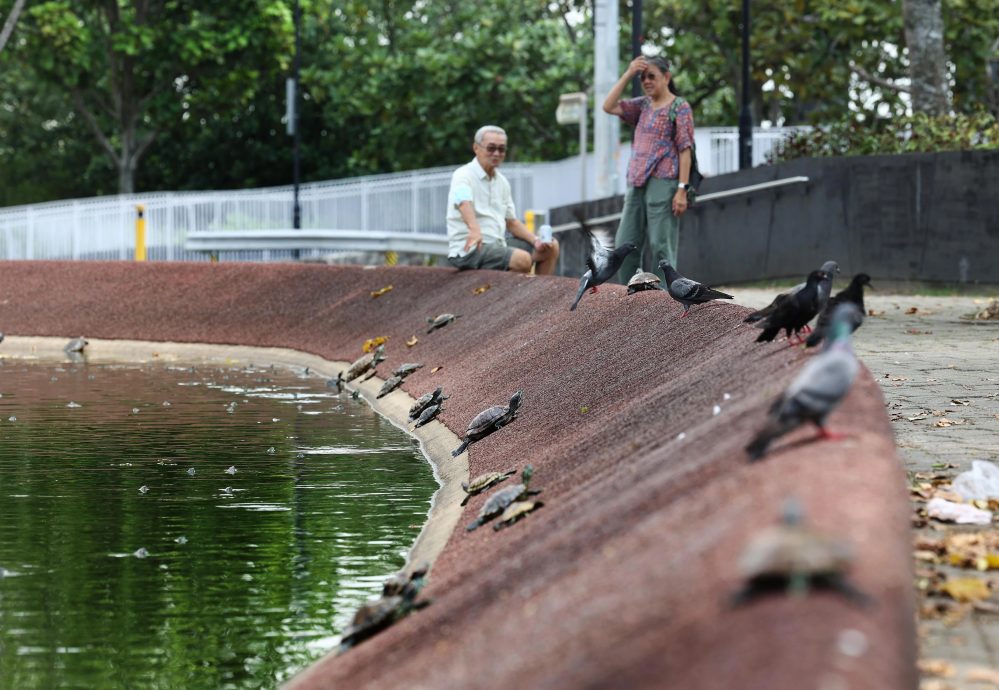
[451,439,471,457]
[465,517,484,532]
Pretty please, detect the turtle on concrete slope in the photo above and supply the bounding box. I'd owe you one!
[409,387,448,421]
[492,499,544,531]
[729,498,870,607]
[626,269,664,294]
[412,402,443,429]
[376,374,404,399]
[337,345,386,389]
[64,336,88,353]
[451,390,523,458]
[426,313,460,333]
[466,465,536,532]
[339,562,430,651]
[392,362,423,379]
[460,469,516,506]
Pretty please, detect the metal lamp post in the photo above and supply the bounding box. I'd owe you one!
[738,0,753,170]
[288,0,302,259]
[557,92,589,202]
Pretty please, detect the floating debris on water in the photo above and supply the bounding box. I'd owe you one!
[67,401,82,408]
[138,485,149,494]
[187,467,196,476]
[133,548,149,559]
[225,466,238,475]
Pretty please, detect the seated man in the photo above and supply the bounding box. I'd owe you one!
[446,125,559,274]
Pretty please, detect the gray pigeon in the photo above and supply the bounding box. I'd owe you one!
[658,261,733,317]
[805,273,871,348]
[744,260,840,324]
[0,332,5,344]
[746,304,861,461]
[570,214,637,311]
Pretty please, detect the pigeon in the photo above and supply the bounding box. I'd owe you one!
[805,273,872,348]
[657,261,734,317]
[570,213,637,311]
[746,304,862,461]
[743,260,840,324]
[0,332,4,344]
[64,336,88,353]
[754,270,827,345]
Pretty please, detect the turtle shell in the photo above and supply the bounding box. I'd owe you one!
[409,387,444,420]
[463,470,514,495]
[466,405,507,436]
[478,482,527,521]
[427,313,458,332]
[343,352,375,382]
[64,336,88,353]
[627,271,662,293]
[341,595,402,646]
[493,500,544,530]
[376,375,403,399]
[413,404,441,428]
[739,524,853,579]
[393,363,423,378]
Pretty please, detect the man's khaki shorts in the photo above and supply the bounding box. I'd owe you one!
[447,243,515,271]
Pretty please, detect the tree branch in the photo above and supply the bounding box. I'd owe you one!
[71,88,121,167]
[849,60,911,93]
[0,0,27,55]
[132,126,159,165]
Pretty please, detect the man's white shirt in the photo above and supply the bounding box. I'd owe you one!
[446,158,517,258]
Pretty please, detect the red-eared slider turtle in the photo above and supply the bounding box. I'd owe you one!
[460,469,516,506]
[451,390,523,457]
[339,563,430,651]
[412,402,443,429]
[492,499,544,531]
[466,465,535,532]
[64,336,88,353]
[392,362,423,379]
[626,269,664,294]
[408,387,447,421]
[337,345,386,389]
[426,313,460,333]
[730,498,870,607]
[376,375,404,399]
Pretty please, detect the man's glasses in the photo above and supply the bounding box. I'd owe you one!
[640,72,658,82]
[483,144,507,154]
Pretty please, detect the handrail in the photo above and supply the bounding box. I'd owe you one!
[550,176,809,232]
[185,229,451,256]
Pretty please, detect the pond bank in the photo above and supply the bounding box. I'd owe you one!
[0,261,916,690]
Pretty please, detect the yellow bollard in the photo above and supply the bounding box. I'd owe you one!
[385,251,398,266]
[524,209,536,233]
[135,204,146,261]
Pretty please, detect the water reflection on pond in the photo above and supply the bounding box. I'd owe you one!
[0,357,436,689]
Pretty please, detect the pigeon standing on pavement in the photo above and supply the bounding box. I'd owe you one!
[657,261,734,317]
[746,304,862,460]
[744,260,841,324]
[805,273,872,348]
[569,220,637,311]
[754,270,827,345]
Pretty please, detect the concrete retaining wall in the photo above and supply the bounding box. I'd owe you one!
[0,261,916,689]
[552,149,999,285]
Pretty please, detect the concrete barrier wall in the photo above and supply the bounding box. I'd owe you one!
[0,261,916,689]
[551,149,999,285]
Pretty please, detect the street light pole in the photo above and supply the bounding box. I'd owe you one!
[292,0,301,233]
[738,0,753,170]
[631,0,643,97]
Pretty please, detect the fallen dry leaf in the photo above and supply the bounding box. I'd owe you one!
[370,285,393,298]
[362,336,388,353]
[940,577,991,603]
[891,376,909,382]
[909,414,929,421]
[868,309,885,317]
[405,335,418,348]
[919,659,956,678]
[472,284,491,295]
[431,366,442,373]
[906,306,920,315]
[934,419,966,428]
[580,406,590,414]
[950,399,971,406]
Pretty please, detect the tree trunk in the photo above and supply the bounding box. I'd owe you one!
[903,0,950,115]
[0,0,27,55]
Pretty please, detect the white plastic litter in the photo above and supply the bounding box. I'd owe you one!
[926,497,993,525]
[953,460,999,501]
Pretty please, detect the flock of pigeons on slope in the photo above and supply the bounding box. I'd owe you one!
[329,239,875,649]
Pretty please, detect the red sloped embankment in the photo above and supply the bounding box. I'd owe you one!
[0,261,915,689]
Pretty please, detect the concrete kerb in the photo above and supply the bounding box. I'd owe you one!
[0,336,469,582]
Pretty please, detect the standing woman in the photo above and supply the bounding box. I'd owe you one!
[603,55,695,282]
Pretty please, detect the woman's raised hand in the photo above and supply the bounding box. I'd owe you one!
[627,56,649,77]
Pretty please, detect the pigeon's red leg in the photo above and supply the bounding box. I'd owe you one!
[680,309,689,319]
[816,426,848,441]
[589,286,598,294]
[803,325,813,334]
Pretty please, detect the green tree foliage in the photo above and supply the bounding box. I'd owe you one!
[15,0,294,194]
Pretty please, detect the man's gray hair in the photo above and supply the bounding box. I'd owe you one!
[474,125,506,145]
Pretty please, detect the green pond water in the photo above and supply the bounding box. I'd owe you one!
[0,358,437,689]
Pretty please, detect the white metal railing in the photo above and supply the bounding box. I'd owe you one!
[0,127,806,262]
